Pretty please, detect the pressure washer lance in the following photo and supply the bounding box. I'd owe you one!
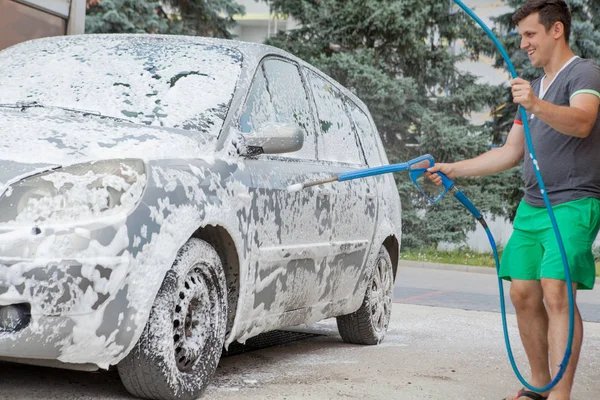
[287,177,337,193]
[287,154,483,223]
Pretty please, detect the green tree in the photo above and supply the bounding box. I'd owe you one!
[163,0,245,38]
[265,0,514,249]
[85,0,170,34]
[85,0,245,38]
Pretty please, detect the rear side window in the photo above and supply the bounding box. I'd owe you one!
[239,58,316,160]
[306,70,363,165]
[347,101,383,167]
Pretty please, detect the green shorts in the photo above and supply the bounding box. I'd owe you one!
[499,197,600,290]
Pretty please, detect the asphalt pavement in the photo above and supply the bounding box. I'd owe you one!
[396,260,600,322]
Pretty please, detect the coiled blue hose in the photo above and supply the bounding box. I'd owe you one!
[289,2,575,392]
[453,0,574,392]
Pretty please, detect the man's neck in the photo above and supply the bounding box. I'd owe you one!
[543,47,576,81]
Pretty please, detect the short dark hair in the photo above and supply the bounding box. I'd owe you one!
[512,0,571,42]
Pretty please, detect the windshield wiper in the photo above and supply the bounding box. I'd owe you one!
[0,101,44,110]
[0,101,134,124]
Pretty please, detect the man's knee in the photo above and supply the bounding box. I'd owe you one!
[510,280,543,309]
[542,279,576,314]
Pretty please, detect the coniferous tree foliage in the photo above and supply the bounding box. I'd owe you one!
[163,0,245,38]
[85,0,170,34]
[265,0,513,249]
[85,0,244,38]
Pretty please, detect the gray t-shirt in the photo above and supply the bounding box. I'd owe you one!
[515,57,600,207]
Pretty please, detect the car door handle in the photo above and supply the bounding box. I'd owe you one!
[317,189,331,198]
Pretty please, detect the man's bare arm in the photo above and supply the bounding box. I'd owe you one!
[427,123,524,181]
[529,93,600,138]
[512,77,600,138]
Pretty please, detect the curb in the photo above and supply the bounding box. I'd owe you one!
[398,259,498,275]
[399,259,600,283]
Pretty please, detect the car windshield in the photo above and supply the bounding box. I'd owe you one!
[0,35,242,136]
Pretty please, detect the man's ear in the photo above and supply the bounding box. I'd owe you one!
[552,21,565,40]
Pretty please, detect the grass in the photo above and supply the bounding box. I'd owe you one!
[401,248,600,277]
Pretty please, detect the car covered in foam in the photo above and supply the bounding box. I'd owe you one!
[0,34,401,399]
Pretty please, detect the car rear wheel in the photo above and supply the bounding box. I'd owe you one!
[336,246,393,345]
[118,238,227,400]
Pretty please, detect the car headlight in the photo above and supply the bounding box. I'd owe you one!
[0,159,146,225]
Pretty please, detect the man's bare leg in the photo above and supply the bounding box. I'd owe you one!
[542,279,581,400]
[506,279,551,399]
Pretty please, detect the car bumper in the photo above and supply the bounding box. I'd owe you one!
[0,222,135,367]
[0,256,128,315]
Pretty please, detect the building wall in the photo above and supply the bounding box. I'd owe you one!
[232,0,298,44]
[0,0,85,51]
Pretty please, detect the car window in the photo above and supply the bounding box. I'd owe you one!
[347,101,383,167]
[239,59,316,160]
[306,70,363,165]
[239,67,274,133]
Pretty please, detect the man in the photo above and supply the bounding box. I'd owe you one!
[427,1,600,399]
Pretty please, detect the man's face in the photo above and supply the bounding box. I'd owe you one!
[517,13,557,68]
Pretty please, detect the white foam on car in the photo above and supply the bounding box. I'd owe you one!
[0,36,404,374]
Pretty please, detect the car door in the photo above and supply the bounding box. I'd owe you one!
[237,58,335,325]
[304,69,378,306]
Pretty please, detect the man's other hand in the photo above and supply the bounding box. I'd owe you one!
[511,77,538,111]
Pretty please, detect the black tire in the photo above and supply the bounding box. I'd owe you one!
[336,246,394,345]
[118,238,227,400]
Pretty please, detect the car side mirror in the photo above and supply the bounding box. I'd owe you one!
[240,123,305,156]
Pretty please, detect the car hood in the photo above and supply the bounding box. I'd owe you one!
[0,107,218,193]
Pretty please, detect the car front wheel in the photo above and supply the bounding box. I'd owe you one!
[336,246,394,345]
[118,238,227,400]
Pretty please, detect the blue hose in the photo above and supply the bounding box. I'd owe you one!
[453,0,574,392]
[293,2,575,391]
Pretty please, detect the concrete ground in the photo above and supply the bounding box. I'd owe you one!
[2,302,599,399]
[205,304,600,400]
